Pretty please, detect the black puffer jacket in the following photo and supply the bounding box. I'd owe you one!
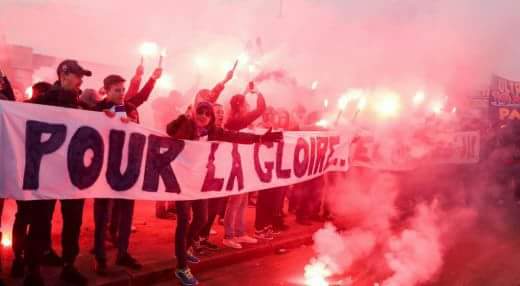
[32,82,80,109]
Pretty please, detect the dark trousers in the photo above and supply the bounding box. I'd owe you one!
[94,199,135,261]
[175,200,207,269]
[12,201,33,258]
[288,185,302,213]
[0,199,3,265]
[200,197,224,239]
[109,200,119,238]
[255,189,279,230]
[273,188,287,227]
[156,201,176,216]
[297,177,323,220]
[0,199,3,226]
[26,199,84,271]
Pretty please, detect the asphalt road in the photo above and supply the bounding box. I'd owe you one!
[152,203,520,286]
[154,245,316,286]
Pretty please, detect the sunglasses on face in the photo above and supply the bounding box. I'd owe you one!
[196,108,212,117]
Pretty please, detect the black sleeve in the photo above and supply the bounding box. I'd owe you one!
[166,115,188,137]
[31,90,50,105]
[214,128,260,144]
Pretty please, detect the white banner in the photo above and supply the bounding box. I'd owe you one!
[350,129,480,170]
[0,101,351,200]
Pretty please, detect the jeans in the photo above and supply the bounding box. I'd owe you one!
[200,197,224,238]
[94,199,135,261]
[26,199,84,271]
[175,200,207,269]
[219,198,228,217]
[224,194,248,239]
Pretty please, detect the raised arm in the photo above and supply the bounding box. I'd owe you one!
[206,66,235,103]
[213,127,283,145]
[125,64,144,99]
[126,68,161,108]
[240,92,266,126]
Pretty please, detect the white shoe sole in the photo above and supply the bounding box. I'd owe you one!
[236,239,258,244]
[222,241,242,249]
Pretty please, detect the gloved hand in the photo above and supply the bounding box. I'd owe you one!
[259,128,283,143]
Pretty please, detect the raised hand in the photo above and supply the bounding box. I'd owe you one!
[136,64,145,77]
[152,68,163,80]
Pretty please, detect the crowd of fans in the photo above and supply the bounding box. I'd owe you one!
[0,59,334,286]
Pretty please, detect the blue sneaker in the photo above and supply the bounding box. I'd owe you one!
[186,250,201,264]
[175,268,198,286]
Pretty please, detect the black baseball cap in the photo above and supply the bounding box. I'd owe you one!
[57,60,92,77]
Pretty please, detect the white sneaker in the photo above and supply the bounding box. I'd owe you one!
[210,228,217,235]
[222,239,242,249]
[235,235,258,244]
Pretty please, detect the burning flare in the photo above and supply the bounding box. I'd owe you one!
[323,99,329,109]
[312,80,319,90]
[430,100,444,114]
[357,96,367,111]
[25,86,33,100]
[316,119,330,128]
[139,42,159,56]
[338,95,349,111]
[413,90,426,106]
[375,93,400,117]
[2,234,12,248]
[304,259,332,286]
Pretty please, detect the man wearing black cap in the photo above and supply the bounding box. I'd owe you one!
[24,59,92,286]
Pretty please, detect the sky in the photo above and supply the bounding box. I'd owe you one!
[1,0,519,107]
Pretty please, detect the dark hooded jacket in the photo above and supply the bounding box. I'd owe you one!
[166,114,262,144]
